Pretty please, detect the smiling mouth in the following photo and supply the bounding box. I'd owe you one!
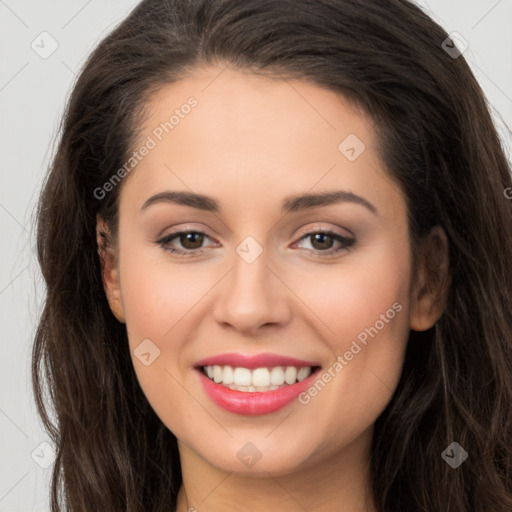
[198,364,322,392]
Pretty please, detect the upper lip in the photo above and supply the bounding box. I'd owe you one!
[194,352,321,369]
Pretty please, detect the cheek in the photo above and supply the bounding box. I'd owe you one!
[289,237,412,415]
[118,227,211,345]
[116,241,204,419]
[290,237,411,351]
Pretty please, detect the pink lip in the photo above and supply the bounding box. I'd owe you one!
[196,368,320,415]
[194,352,320,369]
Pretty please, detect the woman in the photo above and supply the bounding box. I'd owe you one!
[32,0,512,510]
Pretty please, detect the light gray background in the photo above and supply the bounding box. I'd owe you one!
[1,1,511,510]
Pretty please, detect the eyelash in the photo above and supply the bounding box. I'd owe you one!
[155,229,356,258]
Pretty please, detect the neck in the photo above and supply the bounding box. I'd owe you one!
[175,427,376,512]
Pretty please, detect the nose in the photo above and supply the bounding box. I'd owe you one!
[212,245,292,335]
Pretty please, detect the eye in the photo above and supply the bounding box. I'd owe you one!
[155,229,355,258]
[292,230,355,257]
[156,230,217,257]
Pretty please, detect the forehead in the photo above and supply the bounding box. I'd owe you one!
[120,66,403,221]
[140,66,374,154]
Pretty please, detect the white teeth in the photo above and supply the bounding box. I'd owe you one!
[203,364,314,388]
[252,368,270,387]
[213,365,223,383]
[233,367,252,386]
[229,384,281,392]
[222,365,234,385]
[270,366,285,385]
[297,367,311,381]
[284,366,297,385]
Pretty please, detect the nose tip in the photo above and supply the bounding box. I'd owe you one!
[212,251,292,334]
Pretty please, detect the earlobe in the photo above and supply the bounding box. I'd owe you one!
[96,215,125,323]
[409,226,451,331]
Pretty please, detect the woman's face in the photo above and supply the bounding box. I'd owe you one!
[101,66,427,476]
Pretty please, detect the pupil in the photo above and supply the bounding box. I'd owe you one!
[312,233,332,250]
[181,232,203,249]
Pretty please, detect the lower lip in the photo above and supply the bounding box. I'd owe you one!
[196,368,320,415]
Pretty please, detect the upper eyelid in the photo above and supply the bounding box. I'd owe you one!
[294,223,354,239]
[158,228,218,244]
[158,220,353,238]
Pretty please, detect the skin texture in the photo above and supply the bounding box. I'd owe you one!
[97,66,449,512]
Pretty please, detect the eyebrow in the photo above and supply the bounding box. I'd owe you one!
[141,189,378,215]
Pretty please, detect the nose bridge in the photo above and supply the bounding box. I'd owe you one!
[232,236,271,293]
[212,234,291,331]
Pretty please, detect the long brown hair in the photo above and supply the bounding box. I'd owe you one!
[32,0,512,510]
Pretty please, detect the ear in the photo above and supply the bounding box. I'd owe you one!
[409,225,451,331]
[96,215,125,323]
